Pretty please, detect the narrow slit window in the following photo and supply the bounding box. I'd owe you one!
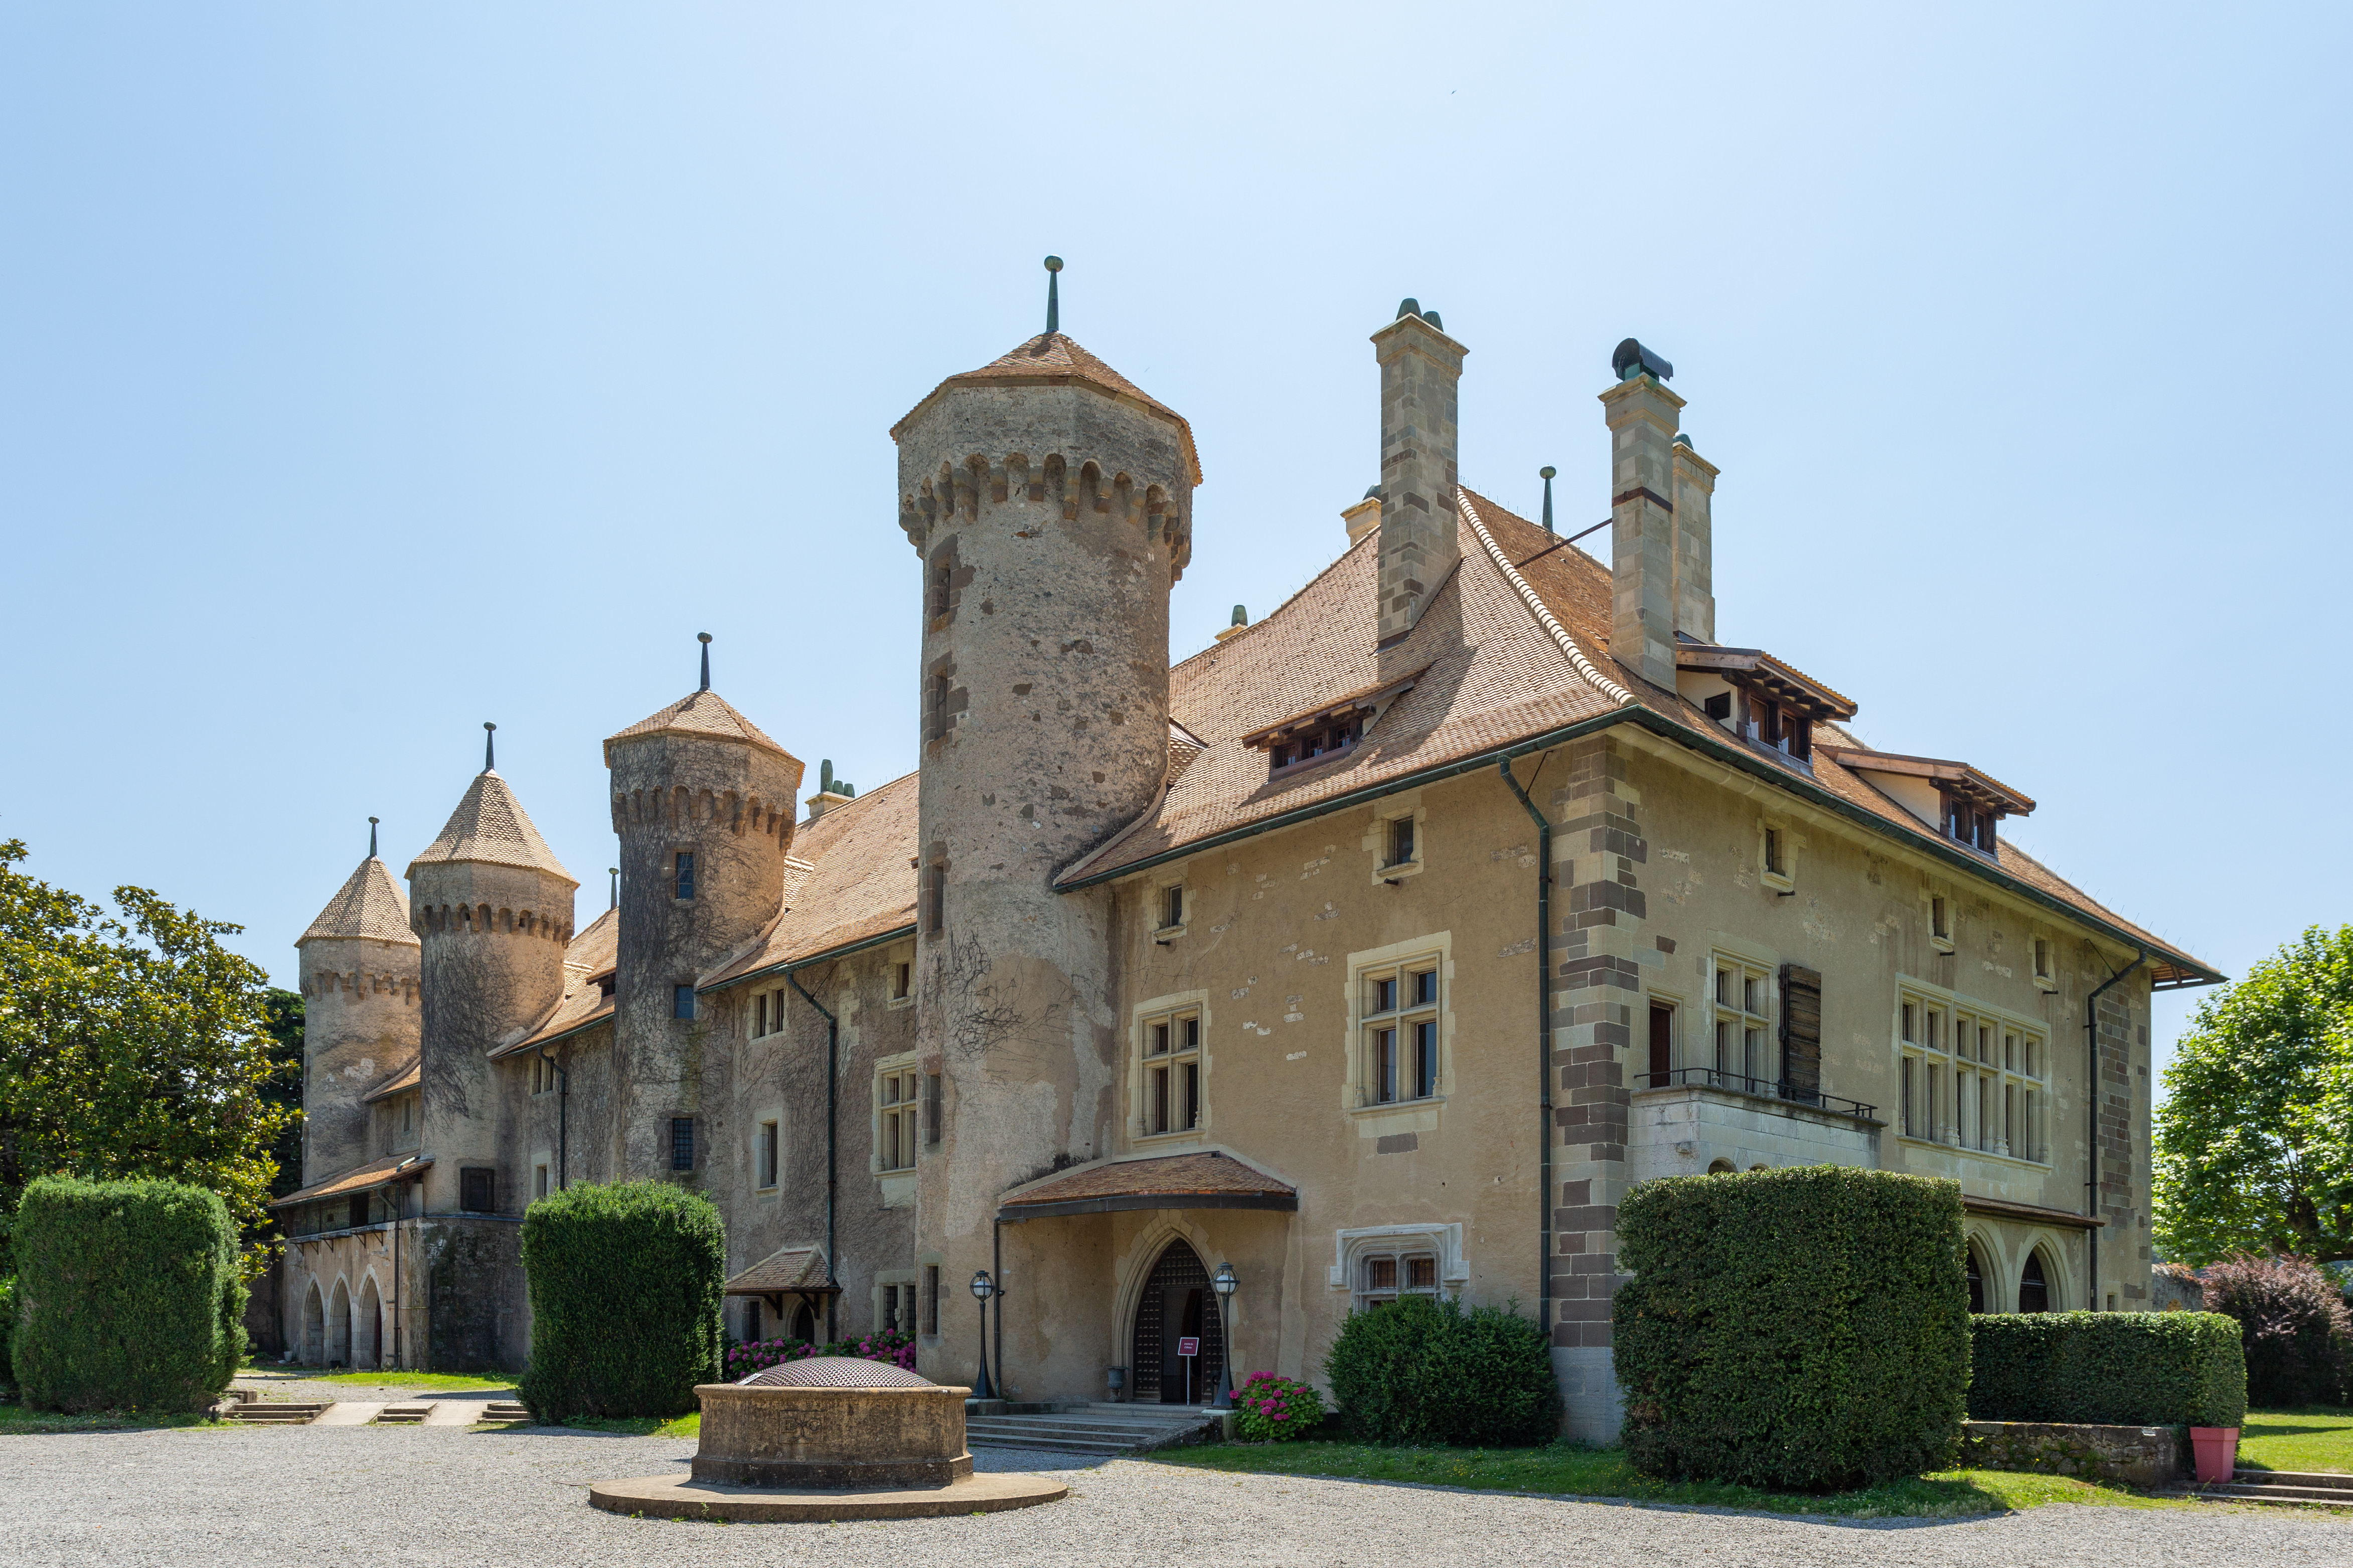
[674,851,696,900]
[670,1118,695,1171]
[1389,815,1417,867]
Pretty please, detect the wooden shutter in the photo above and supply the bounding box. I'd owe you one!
[1779,963,1822,1103]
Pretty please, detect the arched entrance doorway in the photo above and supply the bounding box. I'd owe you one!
[302,1282,326,1365]
[2018,1249,2053,1313]
[1130,1239,1224,1405]
[1965,1242,1988,1313]
[357,1277,383,1368]
[328,1280,353,1366]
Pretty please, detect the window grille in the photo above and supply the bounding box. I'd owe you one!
[670,1118,695,1171]
[1357,1250,1441,1310]
[459,1167,495,1213]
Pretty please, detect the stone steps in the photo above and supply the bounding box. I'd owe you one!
[479,1402,531,1425]
[226,1402,327,1425]
[966,1405,1220,1457]
[2167,1468,2353,1509]
[374,1403,434,1425]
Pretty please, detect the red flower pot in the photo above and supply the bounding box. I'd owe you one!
[2190,1426,2239,1484]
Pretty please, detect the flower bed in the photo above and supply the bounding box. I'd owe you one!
[724,1329,917,1380]
[1233,1372,1324,1442]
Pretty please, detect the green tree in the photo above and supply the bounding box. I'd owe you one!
[2155,925,2353,1265]
[0,839,297,1274]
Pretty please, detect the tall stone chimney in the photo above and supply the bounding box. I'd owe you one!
[1371,302,1465,644]
[1670,434,1717,644]
[1600,338,1686,687]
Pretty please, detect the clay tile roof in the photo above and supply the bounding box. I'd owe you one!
[267,1153,430,1209]
[602,688,801,769]
[723,1245,839,1296]
[1816,745,2035,815]
[407,770,577,886]
[360,1058,420,1103]
[700,775,919,990]
[997,1151,1298,1220]
[297,857,418,948]
[890,332,1202,484]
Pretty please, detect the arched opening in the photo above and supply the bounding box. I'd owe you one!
[792,1301,816,1343]
[302,1282,326,1366]
[2018,1249,2052,1313]
[1706,1159,1736,1174]
[1965,1242,1988,1314]
[328,1280,353,1366]
[357,1277,383,1369]
[1129,1239,1224,1406]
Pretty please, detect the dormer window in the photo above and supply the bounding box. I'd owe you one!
[1243,669,1425,780]
[1674,646,1851,770]
[1269,718,1360,772]
[1818,746,2033,857]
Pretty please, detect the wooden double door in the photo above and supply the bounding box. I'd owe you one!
[1130,1239,1224,1405]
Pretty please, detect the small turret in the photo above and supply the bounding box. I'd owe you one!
[294,820,421,1184]
[407,725,577,1215]
[605,639,804,1178]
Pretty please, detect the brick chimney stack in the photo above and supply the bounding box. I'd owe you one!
[1600,339,1686,687]
[1670,433,1717,644]
[1371,301,1466,645]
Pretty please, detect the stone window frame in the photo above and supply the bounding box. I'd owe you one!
[1757,814,1799,894]
[872,1268,921,1336]
[1928,891,1956,954]
[1342,934,1454,1118]
[2031,935,2059,993]
[872,1053,921,1175]
[1153,879,1189,943]
[751,984,793,1039]
[1130,989,1211,1144]
[751,1106,783,1193]
[1327,1222,1470,1308]
[530,1149,552,1202]
[1362,792,1428,885]
[1894,976,2050,1165]
[528,1054,557,1096]
[1708,949,1777,1091]
[887,942,915,1010]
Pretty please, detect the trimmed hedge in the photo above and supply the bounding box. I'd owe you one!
[518,1180,725,1422]
[1324,1293,1559,1446]
[1969,1312,2246,1428]
[12,1176,246,1413]
[1614,1165,1969,1490]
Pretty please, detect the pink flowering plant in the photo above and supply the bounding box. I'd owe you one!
[726,1328,918,1379]
[1232,1370,1324,1443]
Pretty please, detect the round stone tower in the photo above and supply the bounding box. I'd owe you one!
[604,645,804,1178]
[406,730,577,1215]
[293,825,421,1185]
[890,318,1200,1386]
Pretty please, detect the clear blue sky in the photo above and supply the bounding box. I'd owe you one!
[4,4,2345,1083]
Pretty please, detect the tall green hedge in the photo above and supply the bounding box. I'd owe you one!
[1969,1312,2246,1428]
[518,1180,725,1422]
[1324,1293,1559,1445]
[1614,1165,1969,1490]
[12,1176,246,1413]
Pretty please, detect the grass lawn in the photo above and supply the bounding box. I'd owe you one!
[554,1412,700,1438]
[1160,1441,2195,1518]
[0,1402,224,1436]
[2237,1410,2353,1475]
[306,1370,519,1392]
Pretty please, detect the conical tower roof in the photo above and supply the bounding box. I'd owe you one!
[297,856,418,948]
[890,332,1201,483]
[407,770,577,886]
[602,688,801,769]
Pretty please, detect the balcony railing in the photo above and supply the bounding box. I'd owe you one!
[1639,1066,1876,1123]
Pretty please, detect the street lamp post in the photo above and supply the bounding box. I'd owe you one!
[1210,1262,1238,1409]
[969,1270,998,1401]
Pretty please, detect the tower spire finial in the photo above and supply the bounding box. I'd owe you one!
[369,816,379,857]
[1044,255,1062,334]
[1540,466,1557,534]
[608,867,618,910]
[698,631,712,692]
[483,721,497,772]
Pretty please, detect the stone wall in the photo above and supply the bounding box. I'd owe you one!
[1959,1420,2179,1489]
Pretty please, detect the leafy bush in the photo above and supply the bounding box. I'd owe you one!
[1614,1165,1968,1490]
[2199,1254,2349,1407]
[1324,1294,1558,1446]
[0,1275,14,1388]
[1968,1311,2245,1427]
[12,1175,246,1413]
[723,1329,916,1379]
[518,1181,724,1422]
[1233,1371,1325,1441]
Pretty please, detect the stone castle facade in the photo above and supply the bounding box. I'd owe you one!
[271,298,2215,1439]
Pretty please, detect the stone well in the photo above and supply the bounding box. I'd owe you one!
[587,1358,1065,1522]
[694,1358,970,1488]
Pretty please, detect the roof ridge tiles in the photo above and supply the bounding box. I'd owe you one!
[298,855,418,948]
[408,770,577,885]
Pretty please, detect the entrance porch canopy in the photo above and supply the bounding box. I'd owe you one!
[997,1150,1297,1223]
[723,1244,842,1305]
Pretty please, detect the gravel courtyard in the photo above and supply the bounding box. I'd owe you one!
[2,1424,2346,1567]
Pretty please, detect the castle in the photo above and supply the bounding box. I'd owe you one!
[271,290,2216,1440]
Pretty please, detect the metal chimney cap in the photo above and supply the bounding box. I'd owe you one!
[1395,297,1421,319]
[1612,338,1674,382]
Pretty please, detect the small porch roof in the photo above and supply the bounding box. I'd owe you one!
[997,1150,1298,1223]
[268,1153,430,1209]
[722,1244,841,1298]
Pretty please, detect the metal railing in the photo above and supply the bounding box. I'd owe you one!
[1639,1066,1876,1123]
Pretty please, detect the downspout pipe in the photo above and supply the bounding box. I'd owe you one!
[1498,759,1555,1344]
[787,968,839,1341]
[538,1044,567,1190]
[2083,946,2145,1313]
